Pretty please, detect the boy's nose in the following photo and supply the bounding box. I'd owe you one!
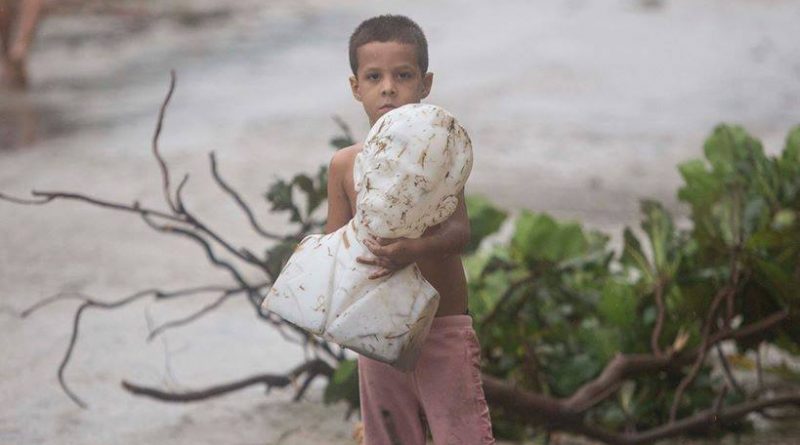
[381,79,397,96]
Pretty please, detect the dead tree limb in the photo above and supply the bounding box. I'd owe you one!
[209,152,282,240]
[482,307,793,443]
[121,359,335,403]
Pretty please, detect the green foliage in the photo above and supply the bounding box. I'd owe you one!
[466,124,800,438]
[323,359,359,408]
[264,166,328,226]
[465,194,508,253]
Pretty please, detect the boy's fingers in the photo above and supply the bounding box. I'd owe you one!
[365,242,387,257]
[357,255,378,266]
[358,255,394,269]
[375,237,394,246]
[375,237,406,246]
[369,268,394,280]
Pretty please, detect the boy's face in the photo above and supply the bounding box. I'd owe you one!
[349,41,433,127]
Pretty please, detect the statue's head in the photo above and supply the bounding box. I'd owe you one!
[353,103,473,239]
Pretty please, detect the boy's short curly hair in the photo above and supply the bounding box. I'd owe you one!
[349,15,428,75]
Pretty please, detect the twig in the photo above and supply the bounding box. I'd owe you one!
[669,286,732,421]
[715,344,745,396]
[171,174,267,270]
[0,190,184,224]
[209,152,282,240]
[756,341,765,392]
[651,278,666,356]
[152,69,179,213]
[140,213,249,288]
[147,289,240,341]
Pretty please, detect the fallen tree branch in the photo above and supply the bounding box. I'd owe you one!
[483,307,790,421]
[484,374,800,445]
[121,359,335,402]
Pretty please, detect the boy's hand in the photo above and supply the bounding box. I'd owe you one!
[357,236,420,279]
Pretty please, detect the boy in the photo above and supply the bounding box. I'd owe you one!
[325,15,495,445]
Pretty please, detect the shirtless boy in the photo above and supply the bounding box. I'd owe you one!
[325,14,495,445]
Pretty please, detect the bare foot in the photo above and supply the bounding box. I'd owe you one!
[2,50,28,90]
[352,421,364,444]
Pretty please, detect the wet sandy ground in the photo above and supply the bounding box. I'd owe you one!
[1,0,799,443]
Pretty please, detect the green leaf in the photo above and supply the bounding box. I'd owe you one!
[265,239,299,279]
[620,227,651,279]
[703,124,764,176]
[292,173,325,218]
[751,257,800,304]
[640,200,675,274]
[465,194,508,253]
[511,211,588,265]
[784,125,800,165]
[599,280,638,329]
[323,359,359,408]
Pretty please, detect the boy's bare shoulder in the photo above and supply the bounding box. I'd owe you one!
[328,142,363,175]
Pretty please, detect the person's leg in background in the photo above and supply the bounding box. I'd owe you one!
[1,0,45,89]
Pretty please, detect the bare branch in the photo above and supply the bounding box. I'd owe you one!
[669,286,733,421]
[152,69,179,213]
[0,190,184,223]
[121,359,334,403]
[715,344,745,396]
[651,278,666,356]
[209,152,282,240]
[147,289,239,341]
[140,213,249,288]
[173,183,268,271]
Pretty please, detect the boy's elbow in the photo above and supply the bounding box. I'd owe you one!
[458,222,471,252]
[443,221,470,259]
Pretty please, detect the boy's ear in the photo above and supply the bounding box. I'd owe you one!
[421,72,433,99]
[349,75,362,102]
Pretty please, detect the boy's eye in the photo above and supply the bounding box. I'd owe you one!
[366,73,380,81]
[398,72,412,79]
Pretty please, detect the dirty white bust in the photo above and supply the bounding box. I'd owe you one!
[260,103,473,370]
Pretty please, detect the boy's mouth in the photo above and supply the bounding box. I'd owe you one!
[378,104,396,112]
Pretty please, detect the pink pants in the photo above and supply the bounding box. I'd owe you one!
[358,314,496,445]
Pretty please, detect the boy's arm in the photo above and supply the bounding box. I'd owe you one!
[357,189,470,279]
[324,151,353,235]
